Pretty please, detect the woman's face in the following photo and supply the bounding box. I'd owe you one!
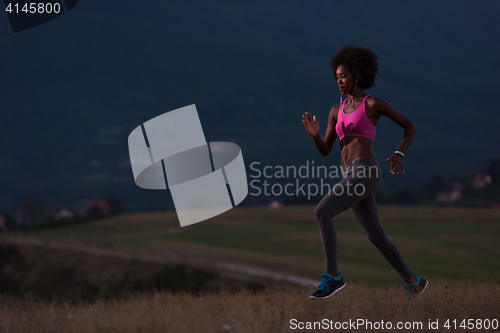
[335,65,356,95]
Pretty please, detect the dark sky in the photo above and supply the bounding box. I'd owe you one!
[0,0,499,212]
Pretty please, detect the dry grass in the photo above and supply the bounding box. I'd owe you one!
[1,280,498,333]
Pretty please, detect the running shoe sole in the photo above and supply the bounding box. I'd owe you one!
[309,282,346,300]
[418,279,428,295]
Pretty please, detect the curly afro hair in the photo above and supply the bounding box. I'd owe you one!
[330,45,378,90]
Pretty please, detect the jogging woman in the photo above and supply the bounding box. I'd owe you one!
[302,45,427,299]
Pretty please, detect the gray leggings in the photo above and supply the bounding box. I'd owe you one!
[314,156,414,281]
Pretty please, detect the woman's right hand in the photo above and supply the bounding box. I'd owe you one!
[302,112,320,138]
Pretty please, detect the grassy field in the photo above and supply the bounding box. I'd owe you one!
[3,205,499,283]
[1,205,500,332]
[0,281,499,333]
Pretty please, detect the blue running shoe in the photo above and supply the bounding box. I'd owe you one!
[310,273,346,300]
[403,275,428,297]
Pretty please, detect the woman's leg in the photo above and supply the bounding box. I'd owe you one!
[314,194,342,276]
[314,156,383,276]
[351,195,414,281]
[314,168,379,275]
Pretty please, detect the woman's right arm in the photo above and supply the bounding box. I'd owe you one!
[302,105,339,156]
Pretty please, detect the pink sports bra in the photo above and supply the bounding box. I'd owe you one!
[335,94,376,140]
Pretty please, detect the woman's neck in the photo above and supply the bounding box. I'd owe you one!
[348,90,367,103]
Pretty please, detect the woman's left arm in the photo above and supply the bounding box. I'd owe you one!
[372,98,417,175]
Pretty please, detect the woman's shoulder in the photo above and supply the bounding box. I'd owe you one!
[331,102,342,111]
[366,94,384,105]
[329,103,342,120]
[366,95,391,113]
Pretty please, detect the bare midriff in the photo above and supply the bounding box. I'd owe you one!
[339,136,375,165]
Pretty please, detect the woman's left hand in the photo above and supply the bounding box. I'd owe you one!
[386,154,404,175]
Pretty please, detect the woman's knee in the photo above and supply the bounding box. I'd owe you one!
[367,233,384,248]
[313,205,323,219]
[314,203,333,221]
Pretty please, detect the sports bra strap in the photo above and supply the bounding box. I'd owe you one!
[362,94,370,104]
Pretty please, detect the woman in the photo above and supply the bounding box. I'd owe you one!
[302,45,427,300]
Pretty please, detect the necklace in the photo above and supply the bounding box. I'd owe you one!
[347,96,364,103]
[345,94,366,113]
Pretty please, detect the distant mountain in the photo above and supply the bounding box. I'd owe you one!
[0,1,499,213]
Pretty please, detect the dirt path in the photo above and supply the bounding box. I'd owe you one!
[0,236,319,288]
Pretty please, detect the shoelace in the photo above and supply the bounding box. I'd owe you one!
[403,276,421,293]
[404,285,415,293]
[318,273,335,292]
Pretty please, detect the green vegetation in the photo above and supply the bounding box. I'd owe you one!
[3,205,499,284]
